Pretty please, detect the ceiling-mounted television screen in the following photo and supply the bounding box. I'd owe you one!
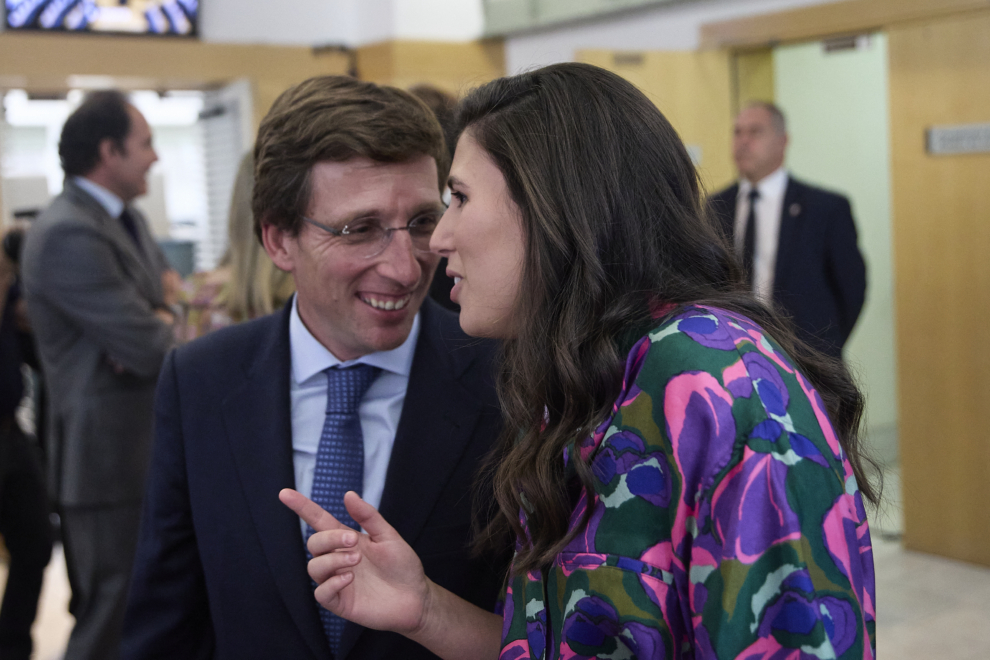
[5,0,198,36]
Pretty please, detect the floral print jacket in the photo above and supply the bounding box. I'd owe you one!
[499,306,876,659]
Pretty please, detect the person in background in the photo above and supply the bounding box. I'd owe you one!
[21,90,178,660]
[410,84,459,312]
[708,101,867,359]
[178,152,295,341]
[0,228,52,660]
[122,75,506,660]
[285,63,878,660]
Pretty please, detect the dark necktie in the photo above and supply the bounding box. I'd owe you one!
[742,188,760,286]
[306,363,380,657]
[119,208,142,250]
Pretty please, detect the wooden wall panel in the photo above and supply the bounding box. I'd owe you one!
[889,11,990,566]
[577,49,735,192]
[733,48,774,114]
[356,39,505,98]
[702,0,990,49]
[0,32,351,126]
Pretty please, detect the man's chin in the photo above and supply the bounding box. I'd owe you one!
[363,326,415,355]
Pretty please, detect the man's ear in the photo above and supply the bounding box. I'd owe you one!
[261,222,296,273]
[97,137,122,165]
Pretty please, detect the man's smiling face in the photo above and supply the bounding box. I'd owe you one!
[263,156,442,360]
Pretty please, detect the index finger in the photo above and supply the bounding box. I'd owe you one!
[279,488,345,532]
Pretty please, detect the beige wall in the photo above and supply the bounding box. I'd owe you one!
[0,34,505,221]
[888,10,990,567]
[0,32,352,124]
[577,49,736,193]
[701,0,990,49]
[733,48,774,112]
[0,32,353,226]
[356,39,505,97]
[0,34,507,121]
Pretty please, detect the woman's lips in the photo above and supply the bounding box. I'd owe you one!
[449,277,462,304]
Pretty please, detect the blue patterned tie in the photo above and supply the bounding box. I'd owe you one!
[306,364,380,657]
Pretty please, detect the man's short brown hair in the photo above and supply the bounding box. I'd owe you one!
[253,76,449,240]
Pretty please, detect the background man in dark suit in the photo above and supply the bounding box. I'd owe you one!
[20,91,179,660]
[709,101,866,358]
[122,76,506,660]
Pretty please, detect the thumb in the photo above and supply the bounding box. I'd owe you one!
[343,491,398,541]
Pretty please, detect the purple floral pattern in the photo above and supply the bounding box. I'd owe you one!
[499,306,876,659]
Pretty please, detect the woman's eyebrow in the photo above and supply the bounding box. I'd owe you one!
[447,175,467,190]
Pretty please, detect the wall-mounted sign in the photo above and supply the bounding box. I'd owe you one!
[926,123,990,155]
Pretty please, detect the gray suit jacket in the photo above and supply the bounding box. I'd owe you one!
[22,179,174,507]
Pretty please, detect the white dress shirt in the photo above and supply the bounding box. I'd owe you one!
[73,176,124,218]
[734,168,788,304]
[289,295,419,538]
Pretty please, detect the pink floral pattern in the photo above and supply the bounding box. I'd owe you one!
[500,306,876,659]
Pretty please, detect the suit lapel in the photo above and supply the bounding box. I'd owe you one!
[220,308,330,660]
[112,206,160,299]
[718,183,740,238]
[128,206,166,297]
[64,182,160,301]
[339,301,486,658]
[774,177,803,291]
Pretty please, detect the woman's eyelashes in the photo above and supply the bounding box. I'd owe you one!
[449,190,467,207]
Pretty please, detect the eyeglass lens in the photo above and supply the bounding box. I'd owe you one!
[349,223,435,258]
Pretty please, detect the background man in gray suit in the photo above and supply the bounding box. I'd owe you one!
[20,90,178,660]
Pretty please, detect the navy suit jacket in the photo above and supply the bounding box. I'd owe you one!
[709,176,867,358]
[122,299,507,659]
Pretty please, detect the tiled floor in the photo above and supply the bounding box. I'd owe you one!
[3,468,989,658]
[874,535,990,658]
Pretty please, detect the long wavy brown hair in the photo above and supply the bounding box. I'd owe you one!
[458,63,879,575]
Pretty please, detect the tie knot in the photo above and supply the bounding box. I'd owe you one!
[325,364,380,414]
[748,188,760,202]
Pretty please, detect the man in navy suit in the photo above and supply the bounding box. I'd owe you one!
[708,102,867,359]
[121,77,506,659]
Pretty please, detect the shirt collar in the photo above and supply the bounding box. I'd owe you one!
[740,167,788,199]
[73,176,125,219]
[289,294,421,385]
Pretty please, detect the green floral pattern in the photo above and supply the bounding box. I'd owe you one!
[499,306,876,659]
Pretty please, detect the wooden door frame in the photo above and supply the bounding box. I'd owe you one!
[700,0,990,49]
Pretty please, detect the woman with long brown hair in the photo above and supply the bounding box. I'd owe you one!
[282,62,877,659]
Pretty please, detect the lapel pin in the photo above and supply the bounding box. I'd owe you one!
[789,203,801,217]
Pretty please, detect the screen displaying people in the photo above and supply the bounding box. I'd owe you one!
[5,0,197,34]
